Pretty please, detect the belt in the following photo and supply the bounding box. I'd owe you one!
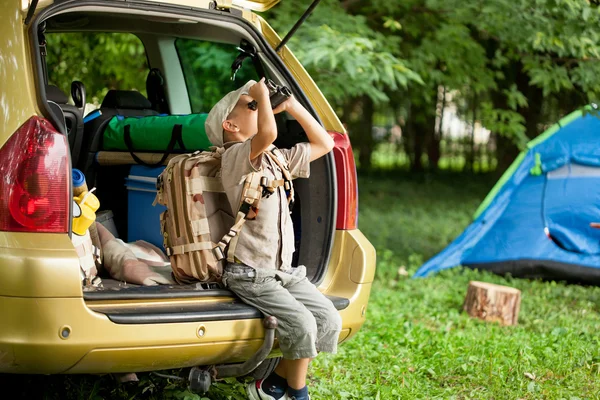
[225,263,256,277]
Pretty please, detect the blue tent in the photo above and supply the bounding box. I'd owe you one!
[415,108,600,284]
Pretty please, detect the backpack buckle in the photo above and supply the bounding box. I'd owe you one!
[213,246,225,261]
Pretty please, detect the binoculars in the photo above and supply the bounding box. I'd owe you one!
[247,79,292,111]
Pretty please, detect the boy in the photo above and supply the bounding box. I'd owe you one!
[205,78,342,400]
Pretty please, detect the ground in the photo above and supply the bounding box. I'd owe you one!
[3,173,600,399]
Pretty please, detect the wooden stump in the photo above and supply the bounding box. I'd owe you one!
[463,281,521,326]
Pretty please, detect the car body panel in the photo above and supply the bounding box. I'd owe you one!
[1,0,42,146]
[0,230,372,374]
[131,0,281,12]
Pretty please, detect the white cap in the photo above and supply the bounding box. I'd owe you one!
[205,80,256,147]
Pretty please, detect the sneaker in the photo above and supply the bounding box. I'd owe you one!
[246,379,289,400]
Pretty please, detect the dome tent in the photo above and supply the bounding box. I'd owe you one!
[415,107,600,284]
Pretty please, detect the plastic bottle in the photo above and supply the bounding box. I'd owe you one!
[72,169,101,249]
[72,168,88,197]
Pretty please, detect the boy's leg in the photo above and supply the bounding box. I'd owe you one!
[222,265,318,399]
[283,269,343,355]
[275,358,310,389]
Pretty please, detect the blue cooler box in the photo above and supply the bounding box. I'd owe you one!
[125,165,167,249]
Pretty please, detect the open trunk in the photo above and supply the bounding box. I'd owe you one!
[33,2,337,306]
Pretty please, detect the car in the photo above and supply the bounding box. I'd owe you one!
[0,0,375,392]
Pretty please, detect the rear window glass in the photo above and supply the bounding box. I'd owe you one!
[175,39,259,113]
[46,32,149,104]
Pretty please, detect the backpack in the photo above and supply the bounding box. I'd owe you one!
[155,146,293,285]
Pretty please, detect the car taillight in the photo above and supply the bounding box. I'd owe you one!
[329,131,358,230]
[0,116,69,233]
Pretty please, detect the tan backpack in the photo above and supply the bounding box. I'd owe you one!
[155,146,292,284]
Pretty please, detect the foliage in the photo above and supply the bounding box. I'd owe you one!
[175,39,258,113]
[266,0,423,108]
[268,0,600,170]
[46,33,148,103]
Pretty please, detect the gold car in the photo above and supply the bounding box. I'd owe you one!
[0,0,375,391]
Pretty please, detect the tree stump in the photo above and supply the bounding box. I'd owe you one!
[463,281,521,326]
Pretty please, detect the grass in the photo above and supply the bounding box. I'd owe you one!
[312,173,600,399]
[4,172,600,399]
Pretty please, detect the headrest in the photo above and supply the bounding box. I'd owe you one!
[101,90,152,110]
[46,85,69,104]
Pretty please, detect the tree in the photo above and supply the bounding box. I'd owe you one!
[268,0,422,169]
[423,0,600,171]
[46,32,148,103]
[277,0,600,172]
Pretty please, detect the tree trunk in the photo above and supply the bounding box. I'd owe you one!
[515,64,545,140]
[356,95,375,170]
[410,118,425,173]
[409,95,437,173]
[465,95,478,172]
[342,97,374,171]
[427,86,445,171]
[463,281,521,326]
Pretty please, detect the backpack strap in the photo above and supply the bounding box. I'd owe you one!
[264,146,294,205]
[213,210,249,262]
[221,171,263,262]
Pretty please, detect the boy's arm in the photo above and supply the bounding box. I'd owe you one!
[276,97,335,162]
[250,78,278,160]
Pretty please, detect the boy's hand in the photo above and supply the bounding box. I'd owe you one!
[248,78,270,102]
[273,95,298,115]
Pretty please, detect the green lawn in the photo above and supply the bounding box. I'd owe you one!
[313,173,600,400]
[4,173,600,399]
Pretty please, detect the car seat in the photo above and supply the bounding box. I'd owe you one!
[46,82,86,166]
[146,68,169,114]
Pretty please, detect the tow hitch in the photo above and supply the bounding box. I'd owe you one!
[153,316,278,394]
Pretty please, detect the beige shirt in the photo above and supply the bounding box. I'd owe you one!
[221,139,311,271]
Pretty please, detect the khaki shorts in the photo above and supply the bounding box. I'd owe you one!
[222,263,342,360]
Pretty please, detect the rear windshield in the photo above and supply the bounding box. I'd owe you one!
[175,39,258,113]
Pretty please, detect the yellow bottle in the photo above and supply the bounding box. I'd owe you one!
[72,189,100,236]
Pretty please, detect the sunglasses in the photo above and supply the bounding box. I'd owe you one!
[247,100,258,111]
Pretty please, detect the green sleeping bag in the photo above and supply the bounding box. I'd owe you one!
[103,114,213,166]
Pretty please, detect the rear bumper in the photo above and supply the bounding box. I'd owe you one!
[0,229,375,374]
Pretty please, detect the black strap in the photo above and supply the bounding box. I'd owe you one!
[231,39,266,80]
[123,124,184,167]
[146,68,170,114]
[38,29,48,85]
[25,0,40,25]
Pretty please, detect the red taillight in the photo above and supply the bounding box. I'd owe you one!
[329,131,358,230]
[0,116,69,233]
